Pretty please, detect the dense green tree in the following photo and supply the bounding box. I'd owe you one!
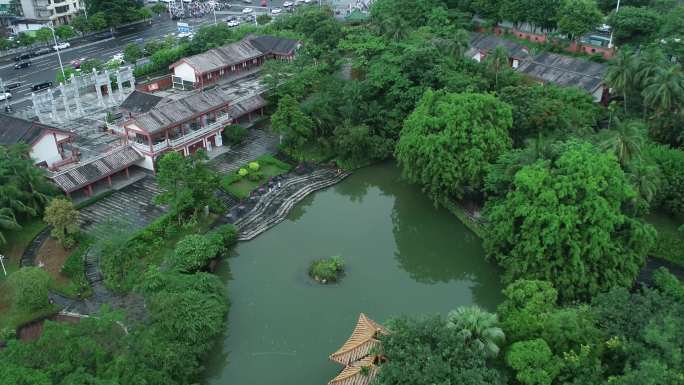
[155,150,219,223]
[88,12,108,31]
[497,279,558,343]
[484,140,656,301]
[642,65,684,120]
[54,25,75,40]
[605,49,639,114]
[123,43,143,63]
[87,0,144,27]
[43,198,79,248]
[332,122,392,167]
[498,84,598,145]
[170,234,223,273]
[557,0,603,41]
[506,339,561,385]
[0,363,52,385]
[446,305,505,357]
[187,24,234,54]
[377,316,506,385]
[271,94,314,151]
[7,267,51,311]
[370,0,446,39]
[396,90,512,203]
[151,3,166,15]
[607,6,662,45]
[70,15,90,34]
[644,143,684,215]
[35,28,52,45]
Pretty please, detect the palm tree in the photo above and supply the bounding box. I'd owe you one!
[446,305,505,357]
[642,65,684,117]
[625,159,662,215]
[0,208,20,245]
[485,46,510,89]
[604,49,638,114]
[598,119,646,166]
[634,49,666,118]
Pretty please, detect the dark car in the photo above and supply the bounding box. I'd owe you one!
[13,53,31,61]
[32,81,52,91]
[4,82,21,91]
[14,61,31,69]
[32,47,52,56]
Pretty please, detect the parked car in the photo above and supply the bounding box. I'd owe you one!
[225,15,236,21]
[53,42,70,51]
[0,92,12,101]
[260,0,266,6]
[112,52,124,61]
[242,7,253,13]
[32,82,53,91]
[242,0,252,3]
[14,61,31,69]
[227,20,240,27]
[33,47,52,56]
[271,7,281,14]
[70,57,87,69]
[4,82,21,91]
[176,32,194,39]
[13,53,31,61]
[283,1,293,6]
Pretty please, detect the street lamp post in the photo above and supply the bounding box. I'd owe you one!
[608,0,620,48]
[48,21,67,82]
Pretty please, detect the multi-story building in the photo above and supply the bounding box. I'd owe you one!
[19,0,82,25]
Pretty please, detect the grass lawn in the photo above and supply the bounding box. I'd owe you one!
[0,219,47,283]
[647,210,684,266]
[221,155,291,199]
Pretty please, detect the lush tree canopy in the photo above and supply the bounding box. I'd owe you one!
[484,141,656,301]
[396,90,512,203]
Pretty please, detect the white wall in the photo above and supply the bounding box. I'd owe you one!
[173,62,197,83]
[11,21,47,34]
[30,133,62,166]
[136,154,156,171]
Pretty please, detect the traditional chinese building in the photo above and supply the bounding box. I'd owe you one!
[169,34,300,88]
[0,113,76,169]
[118,89,265,170]
[328,313,388,385]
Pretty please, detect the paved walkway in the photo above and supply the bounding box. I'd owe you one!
[211,129,280,174]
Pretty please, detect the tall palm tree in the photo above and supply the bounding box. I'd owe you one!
[446,305,505,357]
[642,65,684,117]
[0,208,20,245]
[598,119,646,166]
[486,46,510,89]
[634,49,666,118]
[625,159,661,213]
[605,49,638,114]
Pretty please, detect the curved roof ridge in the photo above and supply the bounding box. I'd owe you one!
[329,313,387,365]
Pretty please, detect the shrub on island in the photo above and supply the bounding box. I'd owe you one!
[309,256,345,284]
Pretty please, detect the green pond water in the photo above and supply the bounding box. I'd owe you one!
[205,162,503,385]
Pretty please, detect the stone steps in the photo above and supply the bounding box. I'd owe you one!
[235,170,349,241]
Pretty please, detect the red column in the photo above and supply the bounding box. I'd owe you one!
[107,175,112,187]
[125,167,130,179]
[87,184,93,196]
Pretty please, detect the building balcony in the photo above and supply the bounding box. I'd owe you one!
[131,112,231,155]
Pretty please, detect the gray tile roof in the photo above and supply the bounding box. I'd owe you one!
[174,39,264,74]
[516,52,606,93]
[120,90,164,114]
[50,145,141,193]
[172,35,299,75]
[248,35,299,56]
[130,88,229,134]
[0,113,68,146]
[227,94,266,118]
[469,32,531,59]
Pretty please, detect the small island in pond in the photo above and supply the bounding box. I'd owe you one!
[309,256,345,284]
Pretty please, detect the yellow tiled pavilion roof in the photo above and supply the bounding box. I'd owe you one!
[329,313,388,366]
[328,356,379,385]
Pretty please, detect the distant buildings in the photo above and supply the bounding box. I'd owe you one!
[467,32,608,102]
[18,0,83,25]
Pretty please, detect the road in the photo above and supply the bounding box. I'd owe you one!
[0,0,348,113]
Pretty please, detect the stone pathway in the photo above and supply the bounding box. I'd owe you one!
[227,168,350,241]
[78,176,167,239]
[211,129,280,174]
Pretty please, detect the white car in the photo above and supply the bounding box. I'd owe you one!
[112,52,124,61]
[177,32,194,39]
[227,20,240,27]
[283,1,293,6]
[53,42,70,51]
[271,7,281,14]
[597,24,611,33]
[303,0,312,3]
[242,7,253,13]
[0,92,12,101]
[242,0,252,3]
